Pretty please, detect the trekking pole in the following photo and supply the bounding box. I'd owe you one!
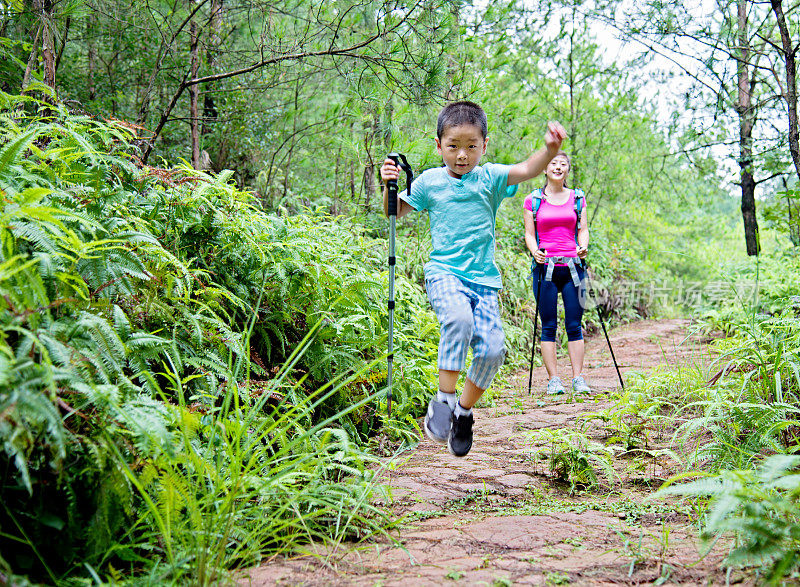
[584,261,625,390]
[527,254,544,395]
[386,153,413,417]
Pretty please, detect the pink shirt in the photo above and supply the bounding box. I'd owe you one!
[524,190,579,259]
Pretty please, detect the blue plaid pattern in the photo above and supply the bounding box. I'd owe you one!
[425,274,506,389]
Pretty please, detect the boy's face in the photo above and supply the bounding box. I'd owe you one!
[435,124,488,178]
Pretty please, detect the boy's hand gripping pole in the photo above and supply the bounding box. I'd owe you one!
[386,153,412,417]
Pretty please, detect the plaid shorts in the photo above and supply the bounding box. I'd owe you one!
[425,273,506,389]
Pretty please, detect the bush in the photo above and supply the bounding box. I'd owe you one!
[659,454,800,583]
[0,93,436,582]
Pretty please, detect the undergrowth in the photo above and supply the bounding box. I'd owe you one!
[0,93,436,583]
[592,251,800,582]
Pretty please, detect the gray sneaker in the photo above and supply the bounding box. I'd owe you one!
[424,398,453,443]
[546,376,565,395]
[572,375,591,394]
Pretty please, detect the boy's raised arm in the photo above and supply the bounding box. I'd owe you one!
[507,122,567,186]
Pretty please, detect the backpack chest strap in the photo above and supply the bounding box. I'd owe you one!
[544,256,583,287]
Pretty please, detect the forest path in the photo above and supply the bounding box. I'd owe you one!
[243,319,753,586]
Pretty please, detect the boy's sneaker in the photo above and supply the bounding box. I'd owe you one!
[572,374,591,394]
[546,376,565,395]
[424,399,453,444]
[448,412,474,457]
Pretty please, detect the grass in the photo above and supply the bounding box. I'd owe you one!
[402,485,691,527]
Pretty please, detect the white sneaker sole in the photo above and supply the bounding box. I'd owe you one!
[423,408,450,444]
[447,438,471,457]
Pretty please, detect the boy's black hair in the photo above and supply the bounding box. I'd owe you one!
[437,101,488,139]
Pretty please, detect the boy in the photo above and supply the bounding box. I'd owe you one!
[381,101,566,457]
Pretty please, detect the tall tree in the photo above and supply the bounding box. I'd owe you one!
[189,19,200,169]
[201,0,223,144]
[602,0,789,255]
[737,0,761,255]
[139,0,455,163]
[37,0,55,94]
[771,0,800,181]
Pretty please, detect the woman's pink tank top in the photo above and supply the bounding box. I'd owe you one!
[524,190,577,259]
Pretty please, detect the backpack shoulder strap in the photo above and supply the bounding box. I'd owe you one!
[573,189,585,216]
[528,189,544,249]
[531,188,544,220]
[573,189,585,242]
[573,189,585,227]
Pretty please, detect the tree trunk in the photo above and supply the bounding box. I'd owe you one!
[54,16,70,74]
[22,24,41,91]
[137,0,209,127]
[350,159,356,202]
[384,95,393,152]
[190,20,201,169]
[40,0,56,97]
[737,0,760,256]
[283,81,301,200]
[333,144,341,215]
[202,0,222,141]
[771,0,800,181]
[362,107,379,208]
[87,14,96,100]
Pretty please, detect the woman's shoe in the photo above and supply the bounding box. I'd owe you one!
[572,374,591,394]
[546,376,565,395]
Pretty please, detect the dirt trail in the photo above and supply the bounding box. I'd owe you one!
[243,320,752,586]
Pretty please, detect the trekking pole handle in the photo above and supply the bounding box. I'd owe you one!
[387,153,413,217]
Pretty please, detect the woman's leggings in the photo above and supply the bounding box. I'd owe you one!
[532,263,586,342]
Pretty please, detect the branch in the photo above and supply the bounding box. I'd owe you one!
[754,170,789,185]
[187,33,386,87]
[137,0,210,125]
[142,2,423,162]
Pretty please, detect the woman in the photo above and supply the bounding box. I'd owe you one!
[523,151,591,395]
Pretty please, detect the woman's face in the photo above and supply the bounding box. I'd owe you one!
[545,155,570,184]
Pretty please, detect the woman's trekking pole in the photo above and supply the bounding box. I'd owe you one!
[584,262,625,390]
[527,256,544,394]
[386,153,413,417]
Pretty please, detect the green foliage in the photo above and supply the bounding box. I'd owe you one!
[683,308,800,468]
[613,306,800,474]
[581,385,674,451]
[523,427,617,494]
[659,455,800,582]
[0,95,440,583]
[729,251,800,317]
[2,0,794,582]
[619,293,800,579]
[762,188,800,248]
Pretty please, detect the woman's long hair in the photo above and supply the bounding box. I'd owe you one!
[542,151,571,192]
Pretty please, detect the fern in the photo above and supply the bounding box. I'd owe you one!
[659,455,800,581]
[0,98,434,583]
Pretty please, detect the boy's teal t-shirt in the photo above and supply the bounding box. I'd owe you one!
[400,163,518,289]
